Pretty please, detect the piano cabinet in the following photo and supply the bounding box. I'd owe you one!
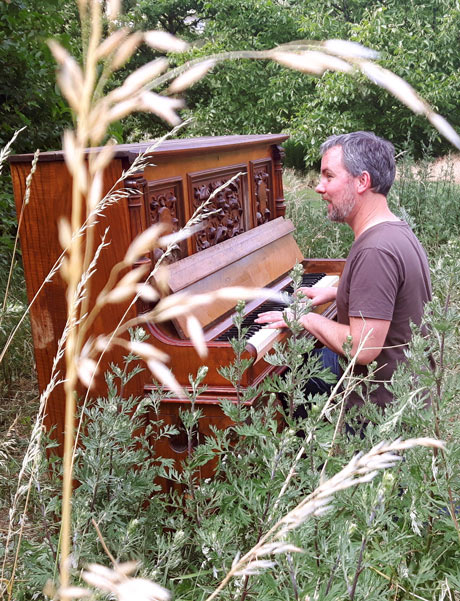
[9,134,344,482]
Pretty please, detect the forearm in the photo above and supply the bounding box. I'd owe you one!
[300,312,350,356]
[300,313,390,365]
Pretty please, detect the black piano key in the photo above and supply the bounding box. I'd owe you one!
[215,273,326,342]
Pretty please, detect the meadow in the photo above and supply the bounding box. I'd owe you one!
[1,2,460,598]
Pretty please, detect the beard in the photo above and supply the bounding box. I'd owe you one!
[327,185,356,222]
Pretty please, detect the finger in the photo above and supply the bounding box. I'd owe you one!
[255,312,281,322]
[255,317,279,325]
[298,287,313,297]
[262,321,286,329]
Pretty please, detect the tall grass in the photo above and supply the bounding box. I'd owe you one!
[1,1,460,599]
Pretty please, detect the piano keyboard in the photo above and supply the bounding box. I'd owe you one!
[215,273,339,361]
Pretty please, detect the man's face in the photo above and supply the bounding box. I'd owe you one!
[315,146,357,223]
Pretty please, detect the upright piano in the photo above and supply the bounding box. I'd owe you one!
[9,134,345,473]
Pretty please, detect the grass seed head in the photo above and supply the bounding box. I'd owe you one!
[105,0,121,22]
[143,30,189,53]
[428,113,460,150]
[324,39,379,59]
[136,283,159,303]
[58,218,73,251]
[124,223,167,264]
[360,62,426,114]
[186,314,207,358]
[121,59,170,97]
[272,50,352,75]
[138,92,184,126]
[77,357,98,388]
[112,32,143,70]
[146,359,184,398]
[95,28,129,60]
[128,341,169,363]
[90,142,116,174]
[168,60,216,94]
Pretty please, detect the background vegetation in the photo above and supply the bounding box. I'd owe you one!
[1,0,460,161]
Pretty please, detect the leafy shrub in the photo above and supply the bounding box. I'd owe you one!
[6,258,460,600]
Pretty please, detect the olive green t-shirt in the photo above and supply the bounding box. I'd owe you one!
[336,221,431,408]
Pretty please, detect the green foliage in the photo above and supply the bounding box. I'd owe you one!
[0,0,75,152]
[182,0,460,168]
[1,0,460,166]
[0,283,33,391]
[7,349,176,596]
[389,154,460,254]
[284,168,354,258]
[217,300,256,418]
[0,134,34,394]
[288,0,460,167]
[6,251,460,599]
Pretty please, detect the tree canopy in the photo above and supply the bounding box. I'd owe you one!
[1,0,459,166]
[183,0,460,167]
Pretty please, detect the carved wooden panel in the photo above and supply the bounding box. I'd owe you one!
[271,144,286,217]
[125,175,153,314]
[144,177,186,263]
[126,175,148,243]
[187,165,249,252]
[249,159,275,226]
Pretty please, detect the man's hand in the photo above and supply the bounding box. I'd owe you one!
[297,286,337,306]
[255,310,291,329]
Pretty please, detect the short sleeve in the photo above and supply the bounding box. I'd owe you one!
[348,248,400,321]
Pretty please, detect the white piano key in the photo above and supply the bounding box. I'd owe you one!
[308,274,339,288]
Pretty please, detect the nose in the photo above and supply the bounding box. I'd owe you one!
[315,179,325,195]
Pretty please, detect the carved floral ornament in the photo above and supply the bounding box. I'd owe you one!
[147,180,183,262]
[253,165,272,226]
[192,174,245,251]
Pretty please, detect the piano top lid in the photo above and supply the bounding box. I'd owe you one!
[8,134,289,164]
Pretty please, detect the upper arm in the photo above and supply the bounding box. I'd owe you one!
[349,316,391,364]
[348,248,400,321]
[346,248,400,363]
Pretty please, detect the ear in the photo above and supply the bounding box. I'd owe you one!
[356,171,372,194]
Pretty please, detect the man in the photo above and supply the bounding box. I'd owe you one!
[256,131,432,408]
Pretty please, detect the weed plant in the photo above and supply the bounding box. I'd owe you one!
[390,154,460,255]
[3,264,458,600]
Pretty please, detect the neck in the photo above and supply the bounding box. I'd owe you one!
[348,193,399,239]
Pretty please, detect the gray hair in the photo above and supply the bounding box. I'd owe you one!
[320,131,396,196]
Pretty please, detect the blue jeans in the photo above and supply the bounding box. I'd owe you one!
[303,347,342,397]
[291,348,342,420]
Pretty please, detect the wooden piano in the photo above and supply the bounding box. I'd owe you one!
[9,134,345,475]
